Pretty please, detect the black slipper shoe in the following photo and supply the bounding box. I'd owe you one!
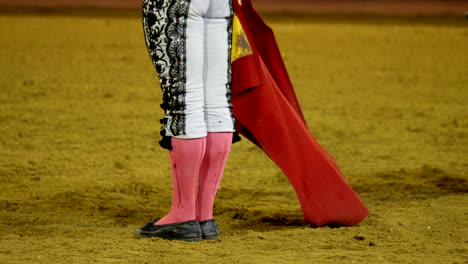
[199,219,220,240]
[134,219,202,242]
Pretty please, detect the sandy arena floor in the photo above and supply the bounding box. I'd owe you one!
[0,5,467,264]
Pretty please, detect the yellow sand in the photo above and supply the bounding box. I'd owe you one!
[0,12,467,263]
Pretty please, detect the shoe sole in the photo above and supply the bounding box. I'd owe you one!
[134,229,202,242]
[202,234,219,240]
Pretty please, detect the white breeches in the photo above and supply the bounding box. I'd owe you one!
[143,0,235,139]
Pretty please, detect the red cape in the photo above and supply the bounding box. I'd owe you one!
[231,0,369,227]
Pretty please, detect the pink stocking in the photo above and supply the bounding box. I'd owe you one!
[156,137,206,225]
[196,132,233,221]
